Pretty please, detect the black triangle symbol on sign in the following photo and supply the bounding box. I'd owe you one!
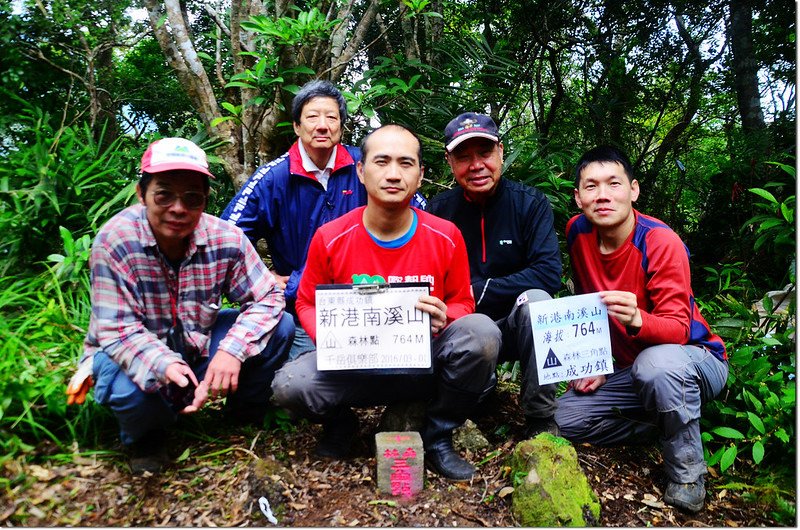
[544,348,562,368]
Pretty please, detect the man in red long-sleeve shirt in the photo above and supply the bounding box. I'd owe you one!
[271,124,500,481]
[555,145,728,513]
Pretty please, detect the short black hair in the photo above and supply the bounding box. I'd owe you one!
[573,145,634,187]
[360,124,423,165]
[139,172,211,195]
[291,80,348,124]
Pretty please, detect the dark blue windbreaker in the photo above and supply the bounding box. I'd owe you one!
[221,141,426,307]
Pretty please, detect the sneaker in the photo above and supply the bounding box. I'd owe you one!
[664,477,706,513]
[524,416,560,438]
[129,429,169,474]
[314,409,360,459]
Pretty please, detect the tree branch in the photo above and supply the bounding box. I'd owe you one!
[146,0,245,187]
[328,0,381,80]
[203,4,231,39]
[22,47,86,85]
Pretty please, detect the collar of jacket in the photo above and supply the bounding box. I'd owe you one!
[288,141,356,181]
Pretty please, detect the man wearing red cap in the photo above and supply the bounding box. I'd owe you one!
[70,138,294,473]
[428,113,563,437]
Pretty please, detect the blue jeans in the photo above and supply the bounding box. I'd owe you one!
[287,314,315,361]
[93,309,294,446]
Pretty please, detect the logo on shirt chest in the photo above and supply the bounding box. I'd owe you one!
[352,273,435,287]
[499,239,513,246]
[352,274,386,284]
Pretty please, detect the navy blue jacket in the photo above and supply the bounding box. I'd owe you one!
[221,141,426,308]
[221,142,366,305]
[428,178,562,321]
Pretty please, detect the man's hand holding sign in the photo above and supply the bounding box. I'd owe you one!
[528,293,614,388]
[271,125,501,482]
[569,290,640,393]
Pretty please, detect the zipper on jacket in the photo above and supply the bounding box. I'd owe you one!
[481,210,486,263]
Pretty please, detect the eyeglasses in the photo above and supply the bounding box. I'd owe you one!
[151,189,207,209]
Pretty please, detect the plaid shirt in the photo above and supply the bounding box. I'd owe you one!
[81,204,285,393]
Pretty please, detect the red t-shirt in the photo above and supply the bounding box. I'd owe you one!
[297,207,475,342]
[566,210,726,368]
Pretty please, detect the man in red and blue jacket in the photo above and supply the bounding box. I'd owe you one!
[222,80,424,359]
[555,145,728,514]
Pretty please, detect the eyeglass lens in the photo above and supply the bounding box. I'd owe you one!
[152,190,206,209]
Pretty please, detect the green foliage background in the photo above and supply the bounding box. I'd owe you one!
[0,0,795,519]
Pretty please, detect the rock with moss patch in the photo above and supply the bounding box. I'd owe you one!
[248,457,298,520]
[453,419,489,452]
[507,433,600,527]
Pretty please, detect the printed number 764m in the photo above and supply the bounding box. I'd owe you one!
[572,322,596,337]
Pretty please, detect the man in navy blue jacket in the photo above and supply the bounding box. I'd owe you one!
[427,113,562,437]
[222,80,424,359]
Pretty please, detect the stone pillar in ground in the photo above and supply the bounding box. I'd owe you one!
[375,431,424,498]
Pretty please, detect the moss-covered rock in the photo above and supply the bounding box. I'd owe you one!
[248,456,298,519]
[508,433,600,527]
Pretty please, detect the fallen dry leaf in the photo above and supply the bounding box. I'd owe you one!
[497,486,515,498]
[28,465,54,482]
[641,498,667,509]
[26,505,46,519]
[0,390,781,528]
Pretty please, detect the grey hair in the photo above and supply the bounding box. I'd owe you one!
[291,80,348,124]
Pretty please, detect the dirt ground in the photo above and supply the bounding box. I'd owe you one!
[1,384,788,527]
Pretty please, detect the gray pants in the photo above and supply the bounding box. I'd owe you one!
[496,289,557,419]
[555,344,728,483]
[271,313,501,420]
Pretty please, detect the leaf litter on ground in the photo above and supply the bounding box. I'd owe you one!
[0,386,785,527]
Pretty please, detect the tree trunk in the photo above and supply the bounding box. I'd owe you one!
[330,0,381,81]
[639,12,714,219]
[729,0,766,134]
[145,0,246,187]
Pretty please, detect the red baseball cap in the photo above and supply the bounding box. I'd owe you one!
[140,138,215,178]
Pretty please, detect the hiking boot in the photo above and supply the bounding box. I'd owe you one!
[664,476,706,513]
[421,383,485,481]
[424,438,475,481]
[524,416,560,438]
[129,429,169,474]
[314,408,359,459]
